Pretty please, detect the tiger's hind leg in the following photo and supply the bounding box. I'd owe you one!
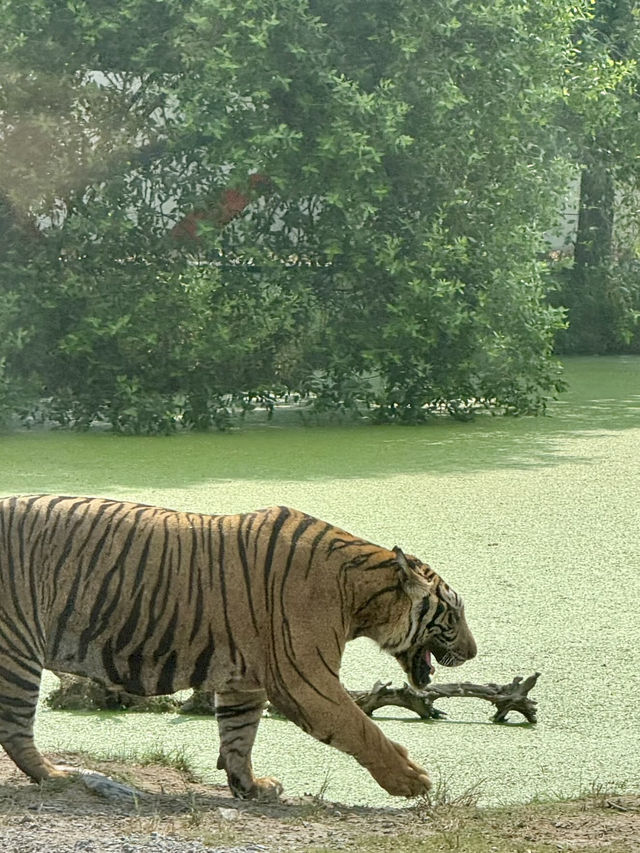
[0,656,67,782]
[215,688,282,801]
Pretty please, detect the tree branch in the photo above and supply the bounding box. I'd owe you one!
[346,673,540,724]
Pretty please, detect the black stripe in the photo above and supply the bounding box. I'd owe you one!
[277,515,319,681]
[417,596,432,622]
[76,506,146,659]
[304,523,332,579]
[216,719,256,735]
[71,499,115,581]
[132,523,155,589]
[4,499,44,656]
[189,574,204,644]
[0,709,36,728]
[327,536,365,554]
[0,588,40,665]
[262,507,291,604]
[215,701,264,719]
[264,512,320,726]
[0,644,43,684]
[282,656,339,705]
[187,520,199,603]
[189,627,215,688]
[279,620,339,706]
[25,524,48,650]
[50,498,96,588]
[394,595,432,650]
[354,583,401,615]
[236,518,259,634]
[0,617,37,662]
[0,693,38,709]
[267,688,311,732]
[217,518,238,665]
[138,515,171,646]
[155,649,177,694]
[100,638,122,685]
[113,527,155,654]
[42,495,81,524]
[279,514,316,614]
[332,628,343,658]
[49,559,87,658]
[188,517,206,643]
[114,587,145,654]
[251,512,270,568]
[349,553,397,572]
[221,738,250,754]
[124,648,145,694]
[120,642,145,694]
[316,646,339,679]
[425,600,445,632]
[153,601,179,662]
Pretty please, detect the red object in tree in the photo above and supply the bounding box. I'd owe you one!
[171,173,270,240]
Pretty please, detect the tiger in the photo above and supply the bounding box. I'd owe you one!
[0,495,476,800]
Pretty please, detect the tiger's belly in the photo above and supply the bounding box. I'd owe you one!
[46,637,263,697]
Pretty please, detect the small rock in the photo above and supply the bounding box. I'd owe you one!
[78,770,145,804]
[217,807,239,822]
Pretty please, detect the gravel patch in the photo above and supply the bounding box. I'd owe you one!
[0,818,270,853]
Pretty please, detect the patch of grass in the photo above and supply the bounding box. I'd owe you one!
[184,790,205,828]
[416,772,485,811]
[303,784,640,853]
[134,744,195,776]
[60,744,199,785]
[194,824,246,850]
[579,779,631,810]
[285,772,335,822]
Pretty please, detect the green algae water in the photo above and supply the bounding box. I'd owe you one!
[1,356,639,806]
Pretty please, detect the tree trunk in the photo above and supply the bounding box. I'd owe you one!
[575,161,615,274]
[569,0,635,353]
[570,157,616,353]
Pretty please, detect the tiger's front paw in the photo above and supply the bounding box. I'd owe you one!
[369,741,432,798]
[246,776,284,802]
[228,772,283,802]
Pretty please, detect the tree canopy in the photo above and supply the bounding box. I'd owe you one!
[1,0,638,432]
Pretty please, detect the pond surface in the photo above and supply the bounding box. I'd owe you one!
[1,356,639,806]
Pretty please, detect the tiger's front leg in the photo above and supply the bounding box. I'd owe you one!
[269,680,432,798]
[215,689,283,802]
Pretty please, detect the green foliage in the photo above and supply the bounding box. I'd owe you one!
[0,0,619,430]
[553,0,640,353]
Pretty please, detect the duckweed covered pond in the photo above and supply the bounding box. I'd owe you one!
[1,356,639,807]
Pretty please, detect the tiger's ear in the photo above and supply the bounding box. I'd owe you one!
[392,546,410,573]
[393,546,431,596]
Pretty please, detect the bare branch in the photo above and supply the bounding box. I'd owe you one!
[347,673,540,724]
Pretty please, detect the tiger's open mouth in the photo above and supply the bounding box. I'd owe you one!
[414,649,436,688]
[397,643,472,690]
[396,646,436,690]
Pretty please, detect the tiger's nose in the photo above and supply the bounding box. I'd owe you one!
[464,631,478,660]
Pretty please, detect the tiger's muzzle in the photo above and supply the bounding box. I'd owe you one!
[396,628,477,690]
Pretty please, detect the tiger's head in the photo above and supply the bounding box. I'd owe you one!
[389,547,477,690]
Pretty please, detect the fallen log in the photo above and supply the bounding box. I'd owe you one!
[346,673,540,724]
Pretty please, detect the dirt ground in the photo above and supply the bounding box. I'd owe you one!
[0,752,638,853]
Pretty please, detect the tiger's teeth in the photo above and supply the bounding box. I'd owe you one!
[425,650,435,675]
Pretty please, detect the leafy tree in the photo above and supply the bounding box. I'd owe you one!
[0,0,599,430]
[554,0,640,353]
